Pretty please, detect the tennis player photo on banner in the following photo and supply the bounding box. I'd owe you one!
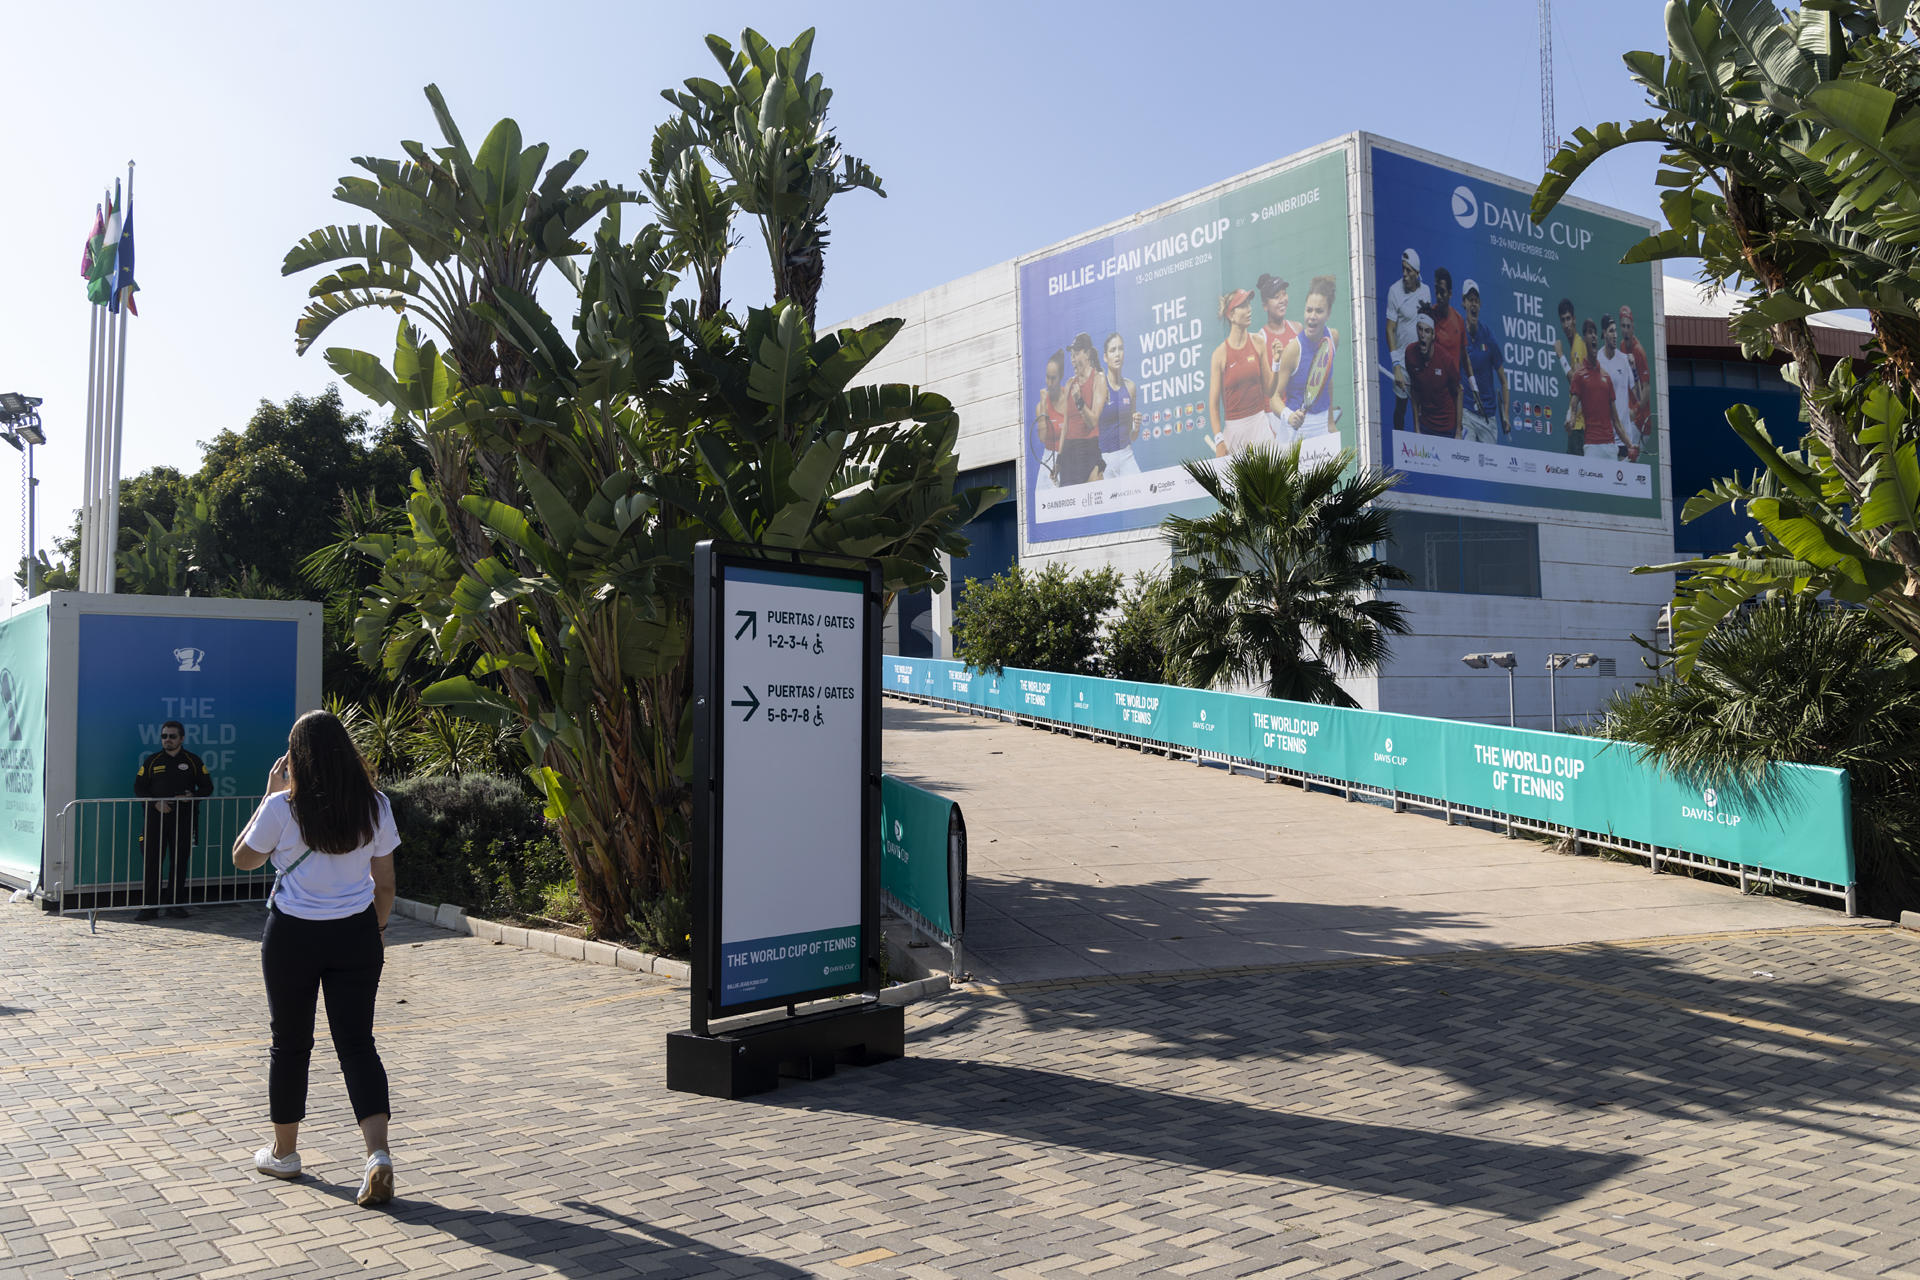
[1370,144,1663,520]
[1018,147,1356,545]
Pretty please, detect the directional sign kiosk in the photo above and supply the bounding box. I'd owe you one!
[667,542,901,1098]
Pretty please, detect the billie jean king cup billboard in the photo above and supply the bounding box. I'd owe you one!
[1370,146,1661,519]
[1020,149,1353,544]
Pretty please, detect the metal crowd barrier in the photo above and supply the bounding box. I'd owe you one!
[888,682,1858,917]
[48,794,274,930]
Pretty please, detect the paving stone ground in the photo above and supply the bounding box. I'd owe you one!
[879,701,1858,985]
[8,897,1920,1278]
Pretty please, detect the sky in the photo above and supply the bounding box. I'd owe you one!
[0,0,1669,588]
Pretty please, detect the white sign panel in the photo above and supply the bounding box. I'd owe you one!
[716,563,866,1008]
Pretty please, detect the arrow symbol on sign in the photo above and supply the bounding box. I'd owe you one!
[733,610,757,641]
[731,686,760,721]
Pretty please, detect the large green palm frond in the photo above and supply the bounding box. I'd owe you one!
[284,83,642,384]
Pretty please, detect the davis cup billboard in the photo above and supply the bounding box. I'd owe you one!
[1369,145,1662,519]
[1019,148,1354,544]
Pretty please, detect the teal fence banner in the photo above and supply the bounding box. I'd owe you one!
[880,773,964,939]
[887,657,1854,890]
[0,606,49,882]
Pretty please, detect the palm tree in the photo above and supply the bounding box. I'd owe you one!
[1160,444,1409,706]
[1598,598,1920,918]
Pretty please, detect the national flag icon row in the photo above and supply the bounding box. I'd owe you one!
[1148,405,1205,438]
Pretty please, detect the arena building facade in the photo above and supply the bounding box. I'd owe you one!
[845,133,1837,730]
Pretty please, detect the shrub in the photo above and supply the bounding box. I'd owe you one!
[1100,571,1174,683]
[386,773,574,924]
[952,563,1119,675]
[629,890,692,959]
[1598,599,1920,918]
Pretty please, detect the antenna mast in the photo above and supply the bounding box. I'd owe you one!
[1540,0,1556,168]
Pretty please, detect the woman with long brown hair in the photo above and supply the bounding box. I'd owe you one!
[233,709,400,1206]
[1033,348,1069,488]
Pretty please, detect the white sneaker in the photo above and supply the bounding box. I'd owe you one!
[356,1149,394,1206]
[254,1146,301,1179]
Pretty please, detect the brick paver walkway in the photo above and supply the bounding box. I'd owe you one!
[881,702,1854,985]
[7,900,1920,1277]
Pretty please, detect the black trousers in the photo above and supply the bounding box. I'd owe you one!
[141,805,194,905]
[261,904,390,1125]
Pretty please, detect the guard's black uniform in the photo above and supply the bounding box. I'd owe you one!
[133,748,214,907]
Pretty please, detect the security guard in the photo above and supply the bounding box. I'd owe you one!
[133,719,214,920]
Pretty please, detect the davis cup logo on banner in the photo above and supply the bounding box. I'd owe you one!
[1374,736,1408,767]
[1451,185,1478,228]
[1681,786,1742,828]
[0,668,22,741]
[173,646,205,672]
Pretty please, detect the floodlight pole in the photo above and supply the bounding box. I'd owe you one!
[1545,653,1568,730]
[24,439,36,596]
[1504,665,1515,727]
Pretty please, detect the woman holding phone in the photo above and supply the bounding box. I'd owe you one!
[232,709,400,1206]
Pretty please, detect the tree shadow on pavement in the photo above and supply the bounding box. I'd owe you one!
[932,878,1920,1144]
[767,1056,1637,1221]
[963,875,1500,982]
[309,1186,807,1278]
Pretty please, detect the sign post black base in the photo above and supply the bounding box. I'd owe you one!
[665,1003,905,1100]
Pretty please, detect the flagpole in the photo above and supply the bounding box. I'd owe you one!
[103,165,133,595]
[80,292,100,593]
[90,303,114,592]
[97,300,117,591]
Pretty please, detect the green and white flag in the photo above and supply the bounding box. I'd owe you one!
[85,190,120,307]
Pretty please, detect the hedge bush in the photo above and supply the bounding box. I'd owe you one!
[385,773,574,923]
[952,563,1119,676]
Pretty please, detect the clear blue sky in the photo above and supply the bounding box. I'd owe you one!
[0,0,1667,581]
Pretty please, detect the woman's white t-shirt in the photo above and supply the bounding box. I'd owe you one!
[241,791,400,920]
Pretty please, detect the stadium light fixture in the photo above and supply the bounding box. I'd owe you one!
[1543,652,1598,728]
[1461,652,1516,726]
[0,393,46,595]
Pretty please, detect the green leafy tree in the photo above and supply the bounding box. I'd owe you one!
[39,466,189,594]
[1534,0,1920,671]
[117,498,215,595]
[1599,599,1920,917]
[1160,444,1408,706]
[194,389,424,596]
[660,28,883,324]
[952,564,1120,676]
[1099,571,1174,683]
[37,390,424,613]
[300,37,996,938]
[283,84,640,390]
